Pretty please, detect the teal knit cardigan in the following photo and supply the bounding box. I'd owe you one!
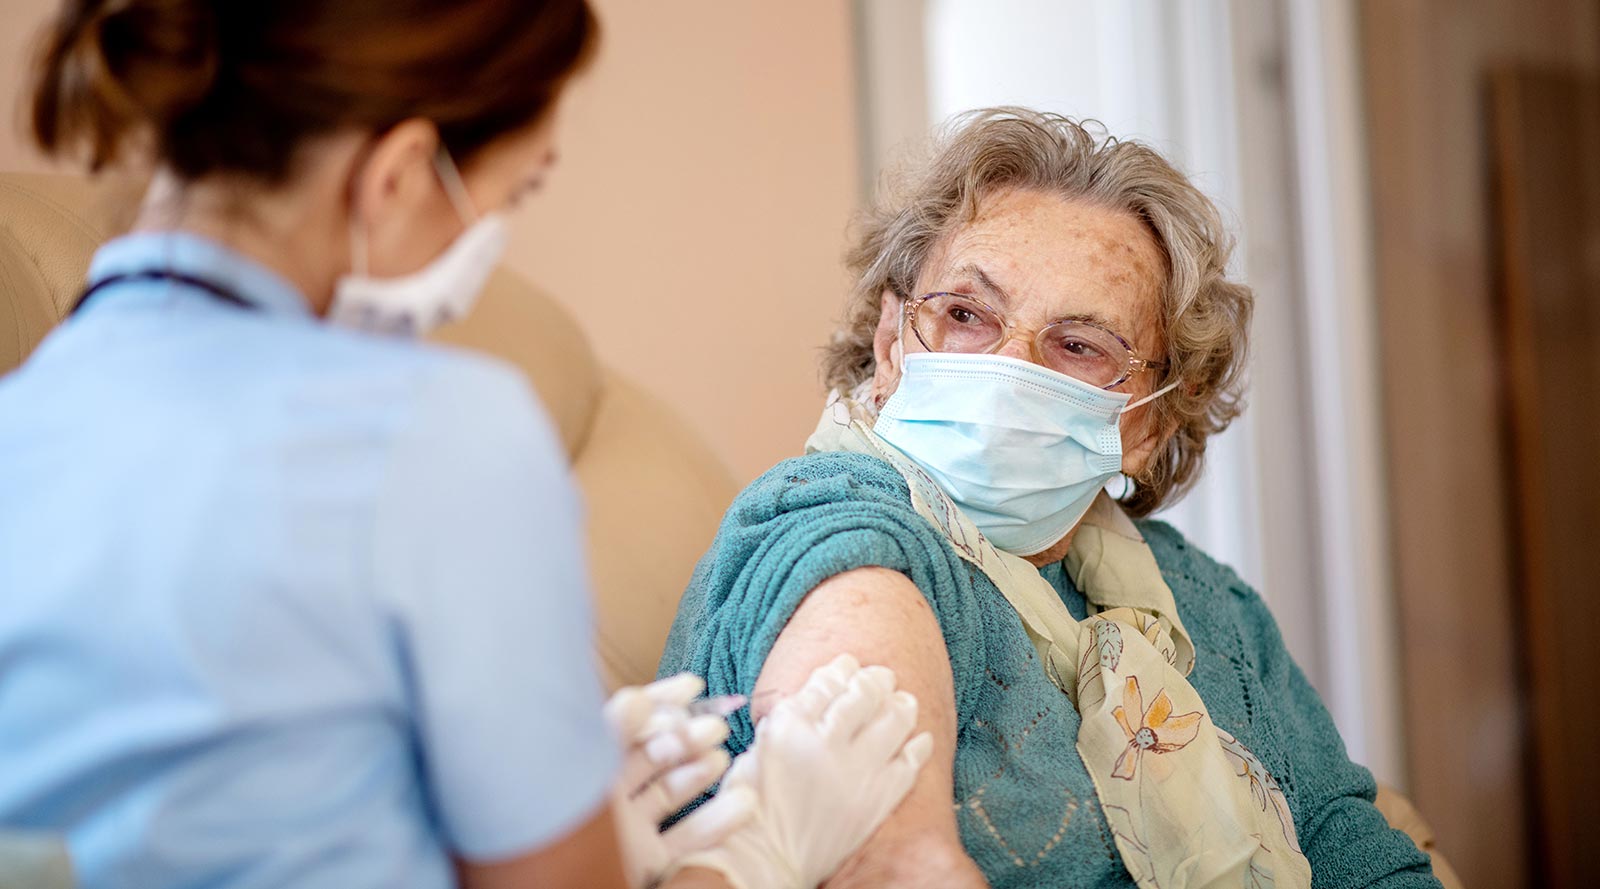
[659,452,1440,888]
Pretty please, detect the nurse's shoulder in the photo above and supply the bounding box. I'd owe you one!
[239,319,582,598]
[388,337,573,507]
[282,322,568,489]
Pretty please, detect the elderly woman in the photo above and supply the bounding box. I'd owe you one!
[660,109,1439,889]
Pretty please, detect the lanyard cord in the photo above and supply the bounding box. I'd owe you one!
[71,271,258,317]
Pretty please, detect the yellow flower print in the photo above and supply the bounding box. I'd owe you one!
[1110,675,1204,780]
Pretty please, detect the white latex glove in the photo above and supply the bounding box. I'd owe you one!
[606,674,755,889]
[673,654,934,889]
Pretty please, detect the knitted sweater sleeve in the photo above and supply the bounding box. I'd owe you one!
[1232,588,1442,889]
[656,452,988,757]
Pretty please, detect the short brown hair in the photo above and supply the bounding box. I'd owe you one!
[29,0,598,181]
[829,108,1252,517]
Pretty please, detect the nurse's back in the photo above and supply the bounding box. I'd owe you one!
[0,243,610,885]
[0,1,622,887]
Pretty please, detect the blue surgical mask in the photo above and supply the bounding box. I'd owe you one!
[873,351,1174,556]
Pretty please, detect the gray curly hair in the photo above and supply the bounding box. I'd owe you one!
[825,108,1252,517]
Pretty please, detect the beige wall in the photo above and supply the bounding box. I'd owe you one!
[0,0,863,482]
[510,0,860,481]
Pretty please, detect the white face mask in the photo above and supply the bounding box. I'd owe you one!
[328,148,509,336]
[873,351,1177,556]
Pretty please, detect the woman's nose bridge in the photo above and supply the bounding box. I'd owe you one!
[996,330,1036,361]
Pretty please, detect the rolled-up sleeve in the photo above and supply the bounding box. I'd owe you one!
[658,452,988,755]
[372,355,617,862]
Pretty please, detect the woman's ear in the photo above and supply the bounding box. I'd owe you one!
[870,290,903,404]
[349,119,451,276]
[350,120,438,223]
[1119,404,1178,482]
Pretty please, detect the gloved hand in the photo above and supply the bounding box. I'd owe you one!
[672,654,934,889]
[606,674,755,889]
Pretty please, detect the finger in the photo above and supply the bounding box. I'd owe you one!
[784,654,858,721]
[821,668,892,740]
[643,673,706,708]
[853,689,919,760]
[900,730,935,772]
[649,748,732,818]
[783,683,833,722]
[663,785,757,856]
[603,686,655,738]
[883,731,935,798]
[636,688,709,738]
[718,747,760,791]
[643,714,730,767]
[865,731,934,827]
[813,653,861,691]
[620,715,730,797]
[640,707,690,738]
[616,746,662,798]
[856,664,898,695]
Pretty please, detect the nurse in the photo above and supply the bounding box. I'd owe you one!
[0,2,928,888]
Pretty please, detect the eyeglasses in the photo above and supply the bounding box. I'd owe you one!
[903,292,1166,390]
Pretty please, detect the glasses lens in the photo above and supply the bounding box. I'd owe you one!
[1036,321,1131,387]
[912,294,1004,355]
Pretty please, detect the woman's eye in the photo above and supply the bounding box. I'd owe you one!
[1059,338,1106,360]
[948,307,976,324]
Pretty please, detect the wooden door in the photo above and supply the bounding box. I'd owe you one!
[1490,66,1600,888]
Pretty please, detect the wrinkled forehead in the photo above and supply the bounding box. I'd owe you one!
[913,188,1168,351]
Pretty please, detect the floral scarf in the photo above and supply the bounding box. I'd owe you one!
[805,394,1311,889]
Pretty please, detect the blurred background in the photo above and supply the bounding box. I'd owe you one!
[3,0,1597,885]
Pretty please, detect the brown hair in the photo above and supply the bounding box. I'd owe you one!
[29,0,598,182]
[830,108,1252,517]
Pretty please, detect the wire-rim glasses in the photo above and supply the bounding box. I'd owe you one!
[903,292,1166,390]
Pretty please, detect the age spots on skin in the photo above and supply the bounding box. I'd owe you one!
[920,187,1167,360]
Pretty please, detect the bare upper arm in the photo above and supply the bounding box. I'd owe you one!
[753,568,951,722]
[753,567,986,888]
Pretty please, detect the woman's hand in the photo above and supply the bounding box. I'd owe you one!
[672,655,934,889]
[605,675,755,889]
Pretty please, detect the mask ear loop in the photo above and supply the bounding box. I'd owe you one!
[1118,297,1190,416]
[892,310,907,367]
[348,214,369,277]
[1114,375,1177,504]
[433,147,480,224]
[342,136,390,280]
[1118,379,1181,415]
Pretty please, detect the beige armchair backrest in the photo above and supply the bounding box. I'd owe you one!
[0,172,736,691]
[0,175,106,371]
